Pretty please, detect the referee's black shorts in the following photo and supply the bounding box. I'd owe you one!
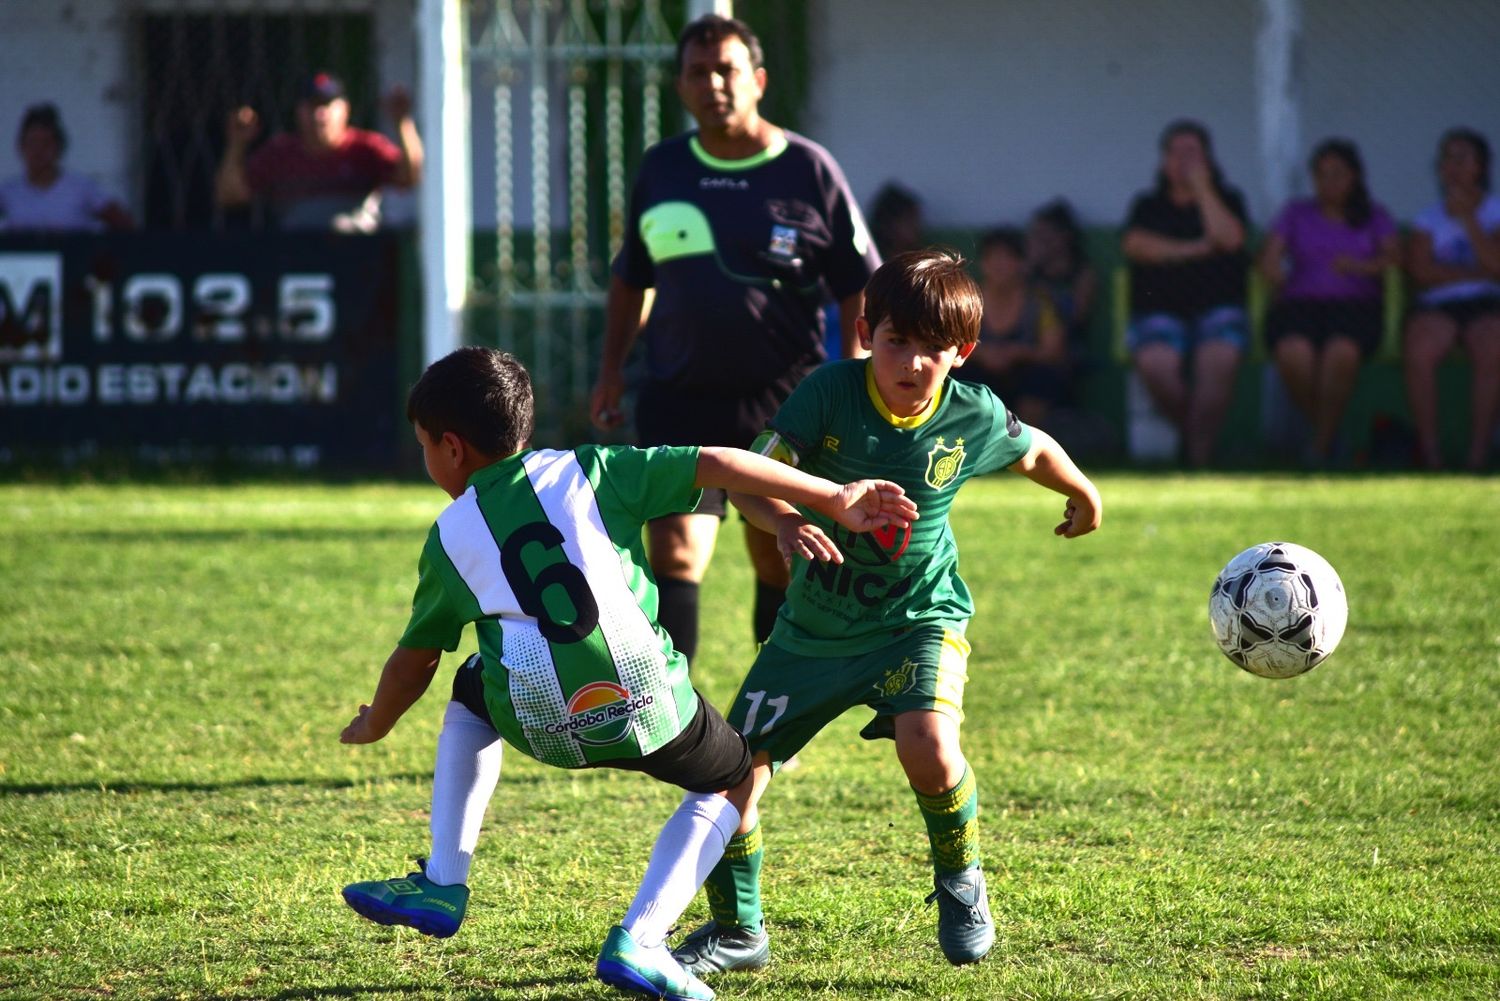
[450,654,751,793]
[635,373,809,518]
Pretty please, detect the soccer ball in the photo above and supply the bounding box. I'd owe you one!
[1208,542,1348,679]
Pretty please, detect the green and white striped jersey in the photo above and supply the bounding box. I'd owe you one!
[399,444,703,768]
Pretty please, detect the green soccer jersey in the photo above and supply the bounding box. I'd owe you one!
[755,360,1033,655]
[398,444,704,768]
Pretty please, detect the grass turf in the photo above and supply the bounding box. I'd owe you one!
[1,474,1497,1000]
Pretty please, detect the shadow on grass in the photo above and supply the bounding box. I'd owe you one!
[0,772,431,797]
[478,973,604,996]
[62,525,415,546]
[762,970,936,994]
[200,975,590,1000]
[181,987,423,1001]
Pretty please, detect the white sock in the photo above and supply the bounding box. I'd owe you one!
[423,701,503,886]
[622,792,742,948]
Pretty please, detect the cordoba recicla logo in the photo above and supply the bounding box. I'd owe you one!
[545,681,653,746]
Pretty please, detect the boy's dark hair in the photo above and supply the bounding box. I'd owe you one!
[1439,126,1492,193]
[863,249,982,350]
[676,14,764,75]
[18,103,66,152]
[406,347,534,458]
[977,226,1026,259]
[1311,137,1374,228]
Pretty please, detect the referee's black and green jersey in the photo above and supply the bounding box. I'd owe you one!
[752,360,1034,657]
[398,445,704,768]
[613,131,881,395]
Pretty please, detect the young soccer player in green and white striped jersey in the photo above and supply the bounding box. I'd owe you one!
[337,346,916,1001]
[667,249,1103,975]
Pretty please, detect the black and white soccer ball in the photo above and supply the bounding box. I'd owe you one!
[1208,542,1348,679]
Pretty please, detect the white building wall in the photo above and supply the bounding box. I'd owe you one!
[0,3,134,211]
[2,1,1496,232]
[1297,0,1500,221]
[804,0,1500,229]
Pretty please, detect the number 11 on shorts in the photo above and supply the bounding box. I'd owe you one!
[740,690,788,736]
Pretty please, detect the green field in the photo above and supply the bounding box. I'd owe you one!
[2,475,1497,1000]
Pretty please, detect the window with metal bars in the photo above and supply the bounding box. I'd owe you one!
[137,9,375,230]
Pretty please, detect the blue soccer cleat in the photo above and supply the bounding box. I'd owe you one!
[671,920,771,976]
[341,861,469,939]
[596,924,715,1000]
[926,867,994,965]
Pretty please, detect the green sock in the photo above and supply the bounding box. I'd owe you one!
[703,824,763,930]
[914,766,980,876]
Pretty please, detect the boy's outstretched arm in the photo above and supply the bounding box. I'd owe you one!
[341,645,442,744]
[730,492,842,563]
[696,446,917,534]
[1008,428,1103,538]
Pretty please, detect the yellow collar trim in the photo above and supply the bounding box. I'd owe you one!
[864,361,942,429]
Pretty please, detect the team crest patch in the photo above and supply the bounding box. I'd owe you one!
[924,436,966,489]
[875,657,920,698]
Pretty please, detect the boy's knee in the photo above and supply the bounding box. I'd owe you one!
[894,712,967,795]
[904,754,968,797]
[722,752,774,828]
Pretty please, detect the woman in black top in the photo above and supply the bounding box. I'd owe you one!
[1121,120,1250,467]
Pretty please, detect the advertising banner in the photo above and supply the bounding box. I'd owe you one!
[0,232,402,470]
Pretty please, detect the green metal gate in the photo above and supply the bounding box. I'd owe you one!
[466,0,686,441]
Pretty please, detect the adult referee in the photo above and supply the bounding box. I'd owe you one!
[590,14,879,664]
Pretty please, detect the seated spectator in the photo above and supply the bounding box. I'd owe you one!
[1121,119,1250,467]
[1402,127,1500,470]
[1258,139,1399,466]
[1027,198,1098,350]
[0,103,132,232]
[867,182,924,259]
[215,71,422,232]
[962,226,1069,427]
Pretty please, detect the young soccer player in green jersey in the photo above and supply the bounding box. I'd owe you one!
[337,347,917,1001]
[668,249,1104,974]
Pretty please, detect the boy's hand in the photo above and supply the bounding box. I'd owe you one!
[824,479,918,533]
[340,704,388,744]
[1054,492,1102,538]
[777,514,844,564]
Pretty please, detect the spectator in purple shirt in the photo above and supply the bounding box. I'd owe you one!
[1258,139,1398,465]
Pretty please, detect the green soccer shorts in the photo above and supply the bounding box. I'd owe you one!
[724,622,972,768]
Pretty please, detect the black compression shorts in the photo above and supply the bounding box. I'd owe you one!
[450,654,751,792]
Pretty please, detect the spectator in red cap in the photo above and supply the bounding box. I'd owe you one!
[215,71,422,231]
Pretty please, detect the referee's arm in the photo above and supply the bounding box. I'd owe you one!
[591,274,652,429]
[837,291,867,359]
